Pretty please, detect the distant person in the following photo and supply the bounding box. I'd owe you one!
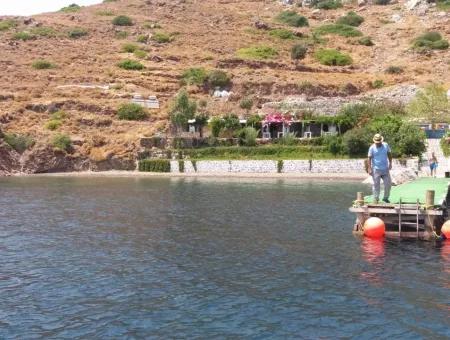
[429,152,438,177]
[368,133,392,204]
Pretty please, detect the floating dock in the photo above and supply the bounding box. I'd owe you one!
[349,178,450,239]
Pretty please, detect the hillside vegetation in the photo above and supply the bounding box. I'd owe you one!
[0,0,449,171]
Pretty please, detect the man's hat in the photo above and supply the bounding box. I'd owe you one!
[373,133,384,143]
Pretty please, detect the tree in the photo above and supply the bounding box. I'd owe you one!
[170,90,197,134]
[407,83,450,125]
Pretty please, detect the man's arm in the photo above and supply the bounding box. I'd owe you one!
[368,156,372,175]
[388,152,392,170]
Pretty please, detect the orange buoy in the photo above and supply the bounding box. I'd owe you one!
[363,217,385,238]
[441,220,450,239]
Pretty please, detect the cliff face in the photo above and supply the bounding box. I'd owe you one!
[0,0,449,174]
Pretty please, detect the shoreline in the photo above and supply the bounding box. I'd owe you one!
[11,171,368,181]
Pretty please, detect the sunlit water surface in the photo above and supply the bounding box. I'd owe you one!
[0,177,449,338]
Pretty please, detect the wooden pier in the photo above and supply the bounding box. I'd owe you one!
[350,178,450,239]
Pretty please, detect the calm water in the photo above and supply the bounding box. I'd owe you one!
[0,177,449,339]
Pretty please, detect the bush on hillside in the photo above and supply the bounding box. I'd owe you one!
[45,120,62,131]
[314,24,363,37]
[371,79,385,89]
[31,26,57,37]
[112,15,133,26]
[67,27,88,39]
[52,134,72,151]
[170,90,197,130]
[239,97,253,111]
[314,49,352,66]
[291,44,308,61]
[117,59,144,70]
[60,4,81,12]
[32,59,56,70]
[209,117,225,138]
[336,11,364,26]
[313,0,343,10]
[207,70,231,88]
[152,32,172,43]
[237,46,278,60]
[117,103,148,120]
[115,31,129,39]
[238,127,258,146]
[385,65,404,74]
[413,31,449,51]
[181,67,208,85]
[13,31,36,41]
[343,129,370,157]
[269,29,296,40]
[275,11,309,27]
[0,19,18,31]
[122,43,139,53]
[133,50,147,59]
[3,133,35,153]
[136,35,148,43]
[358,36,374,46]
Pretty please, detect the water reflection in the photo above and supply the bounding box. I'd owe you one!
[360,238,385,287]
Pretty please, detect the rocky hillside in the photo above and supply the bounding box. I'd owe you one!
[0,0,449,173]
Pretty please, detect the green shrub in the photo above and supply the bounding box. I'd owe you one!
[0,19,18,31]
[143,21,162,29]
[117,59,144,70]
[413,31,449,51]
[31,26,57,37]
[136,34,148,43]
[437,0,450,10]
[239,97,253,110]
[60,4,81,12]
[343,129,370,156]
[67,27,88,39]
[45,120,62,130]
[314,24,362,37]
[115,31,129,39]
[291,44,308,61]
[314,0,342,10]
[3,133,34,153]
[374,0,391,5]
[237,46,278,60]
[52,134,72,151]
[396,123,426,156]
[133,50,147,59]
[122,43,139,52]
[112,15,133,26]
[210,117,225,137]
[139,159,170,172]
[181,67,208,85]
[371,79,385,89]
[358,36,374,46]
[336,11,364,26]
[51,110,67,120]
[95,10,114,16]
[117,103,147,120]
[239,127,258,146]
[170,90,197,130]
[13,31,35,41]
[275,11,309,27]
[178,160,185,172]
[279,132,298,145]
[314,49,352,66]
[269,28,296,40]
[207,70,231,88]
[152,32,172,43]
[385,65,403,74]
[277,160,284,173]
[323,135,344,155]
[32,59,56,70]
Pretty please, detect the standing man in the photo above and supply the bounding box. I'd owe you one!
[368,133,392,203]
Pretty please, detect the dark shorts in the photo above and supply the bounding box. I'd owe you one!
[430,163,437,170]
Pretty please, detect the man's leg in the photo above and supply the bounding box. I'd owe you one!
[382,172,391,201]
[372,170,381,202]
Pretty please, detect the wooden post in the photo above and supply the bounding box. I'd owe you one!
[356,192,364,206]
[425,190,435,208]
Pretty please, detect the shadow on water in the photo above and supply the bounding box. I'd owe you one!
[0,176,448,338]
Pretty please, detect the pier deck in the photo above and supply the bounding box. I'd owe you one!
[349,178,449,239]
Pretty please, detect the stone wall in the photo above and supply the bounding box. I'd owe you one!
[167,158,419,174]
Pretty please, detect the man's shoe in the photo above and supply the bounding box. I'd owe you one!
[382,198,390,203]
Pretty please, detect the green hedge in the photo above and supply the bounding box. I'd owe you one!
[139,159,171,172]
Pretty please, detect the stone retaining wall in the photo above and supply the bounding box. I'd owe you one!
[167,158,419,174]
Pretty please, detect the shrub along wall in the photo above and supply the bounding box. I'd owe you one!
[138,159,170,172]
